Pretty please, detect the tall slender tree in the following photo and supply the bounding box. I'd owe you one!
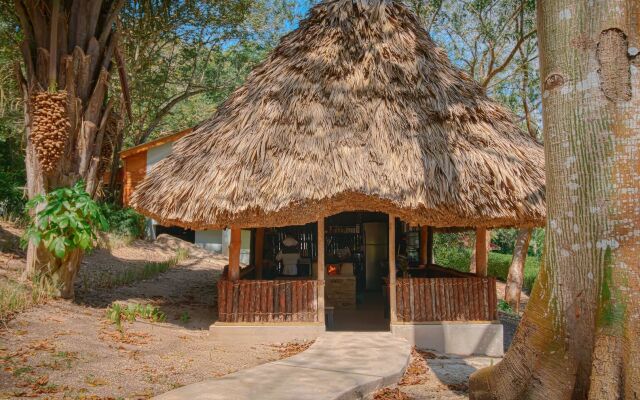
[504,228,531,311]
[15,0,126,298]
[469,0,639,398]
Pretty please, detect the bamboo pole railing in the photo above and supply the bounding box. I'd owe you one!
[395,277,497,322]
[217,279,319,323]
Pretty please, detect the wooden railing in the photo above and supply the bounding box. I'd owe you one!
[395,277,497,322]
[217,279,319,323]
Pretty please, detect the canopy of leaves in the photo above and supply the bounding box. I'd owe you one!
[119,0,297,145]
[0,5,25,218]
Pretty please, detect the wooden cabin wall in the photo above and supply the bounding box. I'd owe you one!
[122,151,147,206]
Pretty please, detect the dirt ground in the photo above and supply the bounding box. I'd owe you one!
[0,223,297,399]
[1,221,523,399]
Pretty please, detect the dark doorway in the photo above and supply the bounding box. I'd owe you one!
[325,211,390,332]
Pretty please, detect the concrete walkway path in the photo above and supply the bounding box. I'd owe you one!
[154,332,411,400]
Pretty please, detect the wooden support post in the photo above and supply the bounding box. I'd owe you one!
[419,226,428,265]
[475,227,488,277]
[317,218,326,325]
[255,228,264,279]
[389,214,397,323]
[419,226,434,266]
[229,227,241,281]
[427,226,434,265]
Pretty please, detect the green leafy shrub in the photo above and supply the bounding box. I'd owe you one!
[106,302,167,329]
[22,181,107,259]
[0,132,26,221]
[434,242,540,292]
[488,252,540,292]
[434,246,472,272]
[497,299,515,314]
[0,171,26,220]
[529,228,545,258]
[491,229,518,254]
[98,203,146,239]
[179,311,191,323]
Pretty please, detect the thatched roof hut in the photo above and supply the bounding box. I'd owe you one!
[131,0,545,230]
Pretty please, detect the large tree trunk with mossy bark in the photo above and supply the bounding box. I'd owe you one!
[469,0,639,398]
[16,0,126,299]
[504,228,531,311]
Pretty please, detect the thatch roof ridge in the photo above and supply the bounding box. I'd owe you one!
[131,0,545,230]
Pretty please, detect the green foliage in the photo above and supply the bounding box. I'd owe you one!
[22,181,108,259]
[106,302,167,330]
[491,229,518,253]
[491,228,545,257]
[0,9,26,220]
[0,126,26,220]
[119,0,297,145]
[434,245,472,271]
[433,233,540,292]
[179,311,191,323]
[99,203,146,239]
[529,228,545,258]
[497,299,515,314]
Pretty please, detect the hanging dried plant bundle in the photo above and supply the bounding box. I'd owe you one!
[30,91,70,174]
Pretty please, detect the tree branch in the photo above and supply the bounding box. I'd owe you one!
[481,29,536,87]
[135,88,209,144]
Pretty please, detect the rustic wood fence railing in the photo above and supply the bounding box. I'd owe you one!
[217,279,319,323]
[395,277,497,322]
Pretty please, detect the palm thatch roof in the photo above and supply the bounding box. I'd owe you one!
[131,0,545,230]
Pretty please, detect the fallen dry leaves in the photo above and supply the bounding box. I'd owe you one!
[271,340,314,359]
[98,327,152,345]
[373,387,411,400]
[399,349,429,386]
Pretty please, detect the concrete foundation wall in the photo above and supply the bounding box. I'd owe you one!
[210,323,326,344]
[391,322,503,357]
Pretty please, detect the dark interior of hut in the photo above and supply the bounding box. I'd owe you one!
[248,211,465,331]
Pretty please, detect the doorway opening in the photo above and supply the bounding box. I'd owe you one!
[324,211,391,331]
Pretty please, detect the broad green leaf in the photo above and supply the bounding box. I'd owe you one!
[52,237,66,258]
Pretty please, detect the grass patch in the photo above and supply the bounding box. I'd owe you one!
[435,247,540,291]
[0,275,58,323]
[106,302,167,330]
[86,248,189,289]
[179,311,190,323]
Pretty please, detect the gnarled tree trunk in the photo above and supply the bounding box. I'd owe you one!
[16,0,125,298]
[469,0,639,398]
[504,228,531,311]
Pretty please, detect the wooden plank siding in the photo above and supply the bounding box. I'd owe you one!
[217,280,319,323]
[395,277,497,322]
[122,151,146,206]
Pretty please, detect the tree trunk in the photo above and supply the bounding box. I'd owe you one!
[504,228,531,312]
[16,0,124,298]
[469,0,639,398]
[469,229,490,274]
